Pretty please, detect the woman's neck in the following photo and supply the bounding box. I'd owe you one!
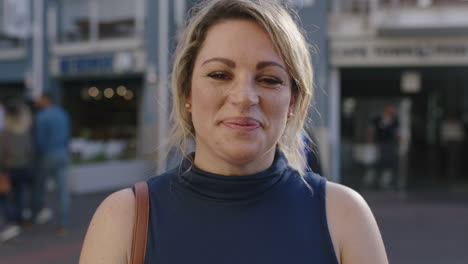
[193,147,276,176]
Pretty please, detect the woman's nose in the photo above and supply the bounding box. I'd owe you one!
[227,77,259,108]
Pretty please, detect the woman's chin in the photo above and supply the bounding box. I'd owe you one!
[219,145,271,166]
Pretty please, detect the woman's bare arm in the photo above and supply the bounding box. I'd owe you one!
[326,182,389,264]
[80,188,135,264]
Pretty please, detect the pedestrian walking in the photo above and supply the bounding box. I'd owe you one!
[32,93,71,235]
[0,99,34,242]
[80,1,388,263]
[365,104,400,190]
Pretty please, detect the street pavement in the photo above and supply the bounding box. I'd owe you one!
[0,189,467,264]
[0,191,109,264]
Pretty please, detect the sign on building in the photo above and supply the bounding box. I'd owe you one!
[2,0,30,39]
[331,38,468,67]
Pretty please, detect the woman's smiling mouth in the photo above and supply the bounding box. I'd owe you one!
[221,117,262,132]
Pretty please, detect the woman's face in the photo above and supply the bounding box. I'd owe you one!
[188,19,294,175]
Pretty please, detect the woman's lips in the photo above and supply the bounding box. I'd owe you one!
[221,117,261,132]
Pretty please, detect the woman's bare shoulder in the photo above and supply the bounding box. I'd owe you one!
[80,188,135,264]
[326,182,369,214]
[325,182,388,264]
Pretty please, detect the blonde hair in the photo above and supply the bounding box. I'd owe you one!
[169,0,314,174]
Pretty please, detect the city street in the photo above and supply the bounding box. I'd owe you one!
[1,0,468,263]
[0,188,467,264]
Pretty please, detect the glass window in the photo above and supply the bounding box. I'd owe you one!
[60,0,91,42]
[0,0,26,48]
[59,0,137,42]
[0,37,23,49]
[96,0,136,39]
[332,0,370,14]
[63,78,142,164]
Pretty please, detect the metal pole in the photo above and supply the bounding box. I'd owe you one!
[329,68,341,183]
[135,0,145,38]
[32,0,44,99]
[369,0,379,29]
[174,0,186,35]
[90,0,99,41]
[47,2,57,44]
[156,0,169,174]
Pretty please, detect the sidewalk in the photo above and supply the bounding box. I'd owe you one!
[0,189,467,264]
[365,190,468,264]
[0,192,109,264]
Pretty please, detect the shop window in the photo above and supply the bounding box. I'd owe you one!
[59,0,138,42]
[63,79,142,164]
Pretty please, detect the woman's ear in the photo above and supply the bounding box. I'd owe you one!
[288,94,297,117]
[185,95,192,112]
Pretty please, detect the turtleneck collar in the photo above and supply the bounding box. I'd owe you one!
[177,150,290,201]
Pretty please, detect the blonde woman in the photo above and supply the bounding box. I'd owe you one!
[80,1,388,263]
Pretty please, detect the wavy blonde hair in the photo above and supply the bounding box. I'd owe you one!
[169,0,313,174]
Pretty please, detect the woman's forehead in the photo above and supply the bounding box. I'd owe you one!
[196,19,286,67]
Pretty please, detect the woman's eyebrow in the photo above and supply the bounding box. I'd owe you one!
[201,58,286,73]
[256,61,287,72]
[202,57,236,68]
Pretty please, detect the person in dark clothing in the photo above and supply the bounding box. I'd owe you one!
[80,1,388,263]
[366,104,400,190]
[32,93,71,234]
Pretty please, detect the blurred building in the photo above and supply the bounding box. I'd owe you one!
[0,0,28,101]
[0,0,161,193]
[0,0,332,193]
[330,0,468,189]
[5,0,465,193]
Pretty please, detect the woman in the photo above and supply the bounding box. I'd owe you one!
[80,0,388,263]
[0,99,34,242]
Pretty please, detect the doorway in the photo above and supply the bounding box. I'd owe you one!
[340,67,468,190]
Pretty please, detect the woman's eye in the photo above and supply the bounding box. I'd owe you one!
[207,72,231,80]
[259,77,284,85]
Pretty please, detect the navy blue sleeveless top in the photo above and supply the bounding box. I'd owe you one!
[143,151,339,264]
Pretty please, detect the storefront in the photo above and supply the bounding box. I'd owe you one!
[62,77,141,163]
[331,37,468,190]
[51,51,150,193]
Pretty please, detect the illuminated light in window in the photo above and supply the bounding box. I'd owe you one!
[124,90,134,100]
[117,85,127,96]
[104,88,115,98]
[343,98,356,118]
[88,86,100,97]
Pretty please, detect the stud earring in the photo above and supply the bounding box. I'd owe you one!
[185,103,191,108]
[288,112,294,117]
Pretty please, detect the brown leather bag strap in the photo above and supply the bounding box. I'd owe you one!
[131,181,149,264]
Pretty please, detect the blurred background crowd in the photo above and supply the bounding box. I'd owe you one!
[0,0,467,263]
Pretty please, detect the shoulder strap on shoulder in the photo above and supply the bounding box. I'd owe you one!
[131,181,149,264]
